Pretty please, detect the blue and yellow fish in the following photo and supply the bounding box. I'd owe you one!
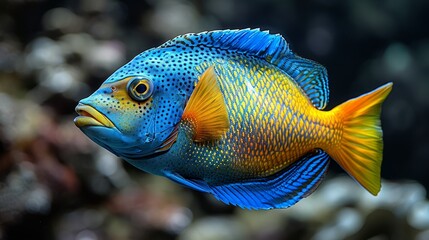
[74,29,392,209]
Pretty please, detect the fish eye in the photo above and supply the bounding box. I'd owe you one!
[127,77,153,101]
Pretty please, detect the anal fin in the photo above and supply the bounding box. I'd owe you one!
[209,150,330,209]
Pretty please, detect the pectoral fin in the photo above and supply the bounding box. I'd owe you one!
[182,66,229,142]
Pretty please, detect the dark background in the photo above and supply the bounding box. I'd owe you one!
[1,0,428,239]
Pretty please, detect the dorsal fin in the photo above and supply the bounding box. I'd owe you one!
[282,56,330,109]
[161,28,291,64]
[161,28,330,109]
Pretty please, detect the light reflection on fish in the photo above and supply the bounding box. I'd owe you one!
[75,29,392,209]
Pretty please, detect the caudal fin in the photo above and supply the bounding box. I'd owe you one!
[328,83,393,195]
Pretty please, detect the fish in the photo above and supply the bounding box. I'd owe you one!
[74,29,392,210]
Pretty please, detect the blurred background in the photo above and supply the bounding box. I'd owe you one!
[0,0,428,239]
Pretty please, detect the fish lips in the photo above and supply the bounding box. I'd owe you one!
[74,103,158,159]
[74,104,128,155]
[74,103,115,128]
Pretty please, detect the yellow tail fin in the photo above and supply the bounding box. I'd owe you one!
[328,83,393,195]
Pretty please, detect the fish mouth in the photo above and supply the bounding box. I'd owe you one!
[74,103,115,128]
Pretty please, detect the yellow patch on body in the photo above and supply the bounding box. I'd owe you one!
[192,60,341,177]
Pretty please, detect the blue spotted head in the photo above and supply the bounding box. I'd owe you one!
[74,29,270,160]
[74,47,195,160]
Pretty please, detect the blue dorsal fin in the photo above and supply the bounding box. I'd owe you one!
[161,29,330,109]
[281,56,330,109]
[163,150,330,210]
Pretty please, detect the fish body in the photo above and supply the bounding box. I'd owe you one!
[75,29,392,209]
[174,61,335,181]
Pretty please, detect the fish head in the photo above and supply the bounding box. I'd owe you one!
[74,50,190,160]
